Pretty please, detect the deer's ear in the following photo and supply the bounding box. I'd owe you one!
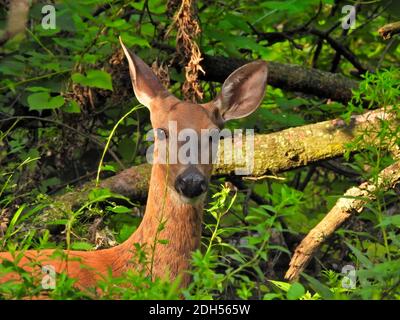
[119,37,170,108]
[206,61,268,122]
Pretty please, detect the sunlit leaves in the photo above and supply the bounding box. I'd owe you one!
[119,33,151,48]
[70,242,93,250]
[72,70,113,90]
[27,92,65,110]
[261,0,332,14]
[62,100,81,113]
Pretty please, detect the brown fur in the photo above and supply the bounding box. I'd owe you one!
[0,162,204,292]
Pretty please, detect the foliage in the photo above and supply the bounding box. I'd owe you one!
[1,0,400,300]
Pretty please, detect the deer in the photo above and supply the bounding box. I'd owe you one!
[0,38,268,296]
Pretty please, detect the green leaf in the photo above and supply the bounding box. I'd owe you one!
[47,219,69,225]
[302,273,334,300]
[4,205,26,239]
[25,86,51,93]
[82,54,99,64]
[71,73,86,84]
[49,96,65,108]
[88,188,113,202]
[263,293,281,300]
[105,19,129,28]
[120,32,150,48]
[84,70,113,90]
[63,100,81,113]
[71,242,93,250]
[101,164,116,172]
[107,205,132,214]
[0,59,25,76]
[117,224,136,242]
[261,0,323,14]
[72,70,113,90]
[27,92,51,110]
[269,280,291,292]
[258,109,306,127]
[27,92,65,110]
[378,215,400,228]
[346,242,373,268]
[287,282,306,300]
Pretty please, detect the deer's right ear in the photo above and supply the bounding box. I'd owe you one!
[119,37,170,109]
[203,60,268,122]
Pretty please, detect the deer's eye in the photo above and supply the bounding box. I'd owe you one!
[156,128,168,140]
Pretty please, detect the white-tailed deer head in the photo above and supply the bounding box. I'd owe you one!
[120,38,268,203]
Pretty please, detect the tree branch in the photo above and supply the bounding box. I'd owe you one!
[285,159,400,282]
[200,55,358,104]
[308,28,368,74]
[379,21,400,40]
[248,22,368,74]
[151,42,359,104]
[43,108,396,219]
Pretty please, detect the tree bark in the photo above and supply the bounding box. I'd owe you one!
[200,55,358,104]
[285,160,400,282]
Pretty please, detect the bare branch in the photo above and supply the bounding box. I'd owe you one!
[285,160,400,282]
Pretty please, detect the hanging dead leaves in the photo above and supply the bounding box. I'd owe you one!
[166,0,205,102]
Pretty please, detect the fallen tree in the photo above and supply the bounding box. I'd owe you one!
[149,43,359,104]
[200,54,358,104]
[46,108,396,217]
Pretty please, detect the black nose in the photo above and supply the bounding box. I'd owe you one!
[175,170,207,198]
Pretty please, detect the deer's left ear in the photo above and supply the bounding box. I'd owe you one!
[204,60,268,122]
[119,37,171,109]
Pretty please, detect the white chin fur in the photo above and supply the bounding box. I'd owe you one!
[169,187,206,205]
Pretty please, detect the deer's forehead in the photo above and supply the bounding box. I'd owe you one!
[153,103,216,130]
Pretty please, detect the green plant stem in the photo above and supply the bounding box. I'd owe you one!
[205,191,237,256]
[149,163,169,279]
[0,70,72,91]
[25,28,55,57]
[1,115,124,168]
[224,236,269,282]
[95,105,142,186]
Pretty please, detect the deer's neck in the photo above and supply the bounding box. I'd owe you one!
[119,164,204,284]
